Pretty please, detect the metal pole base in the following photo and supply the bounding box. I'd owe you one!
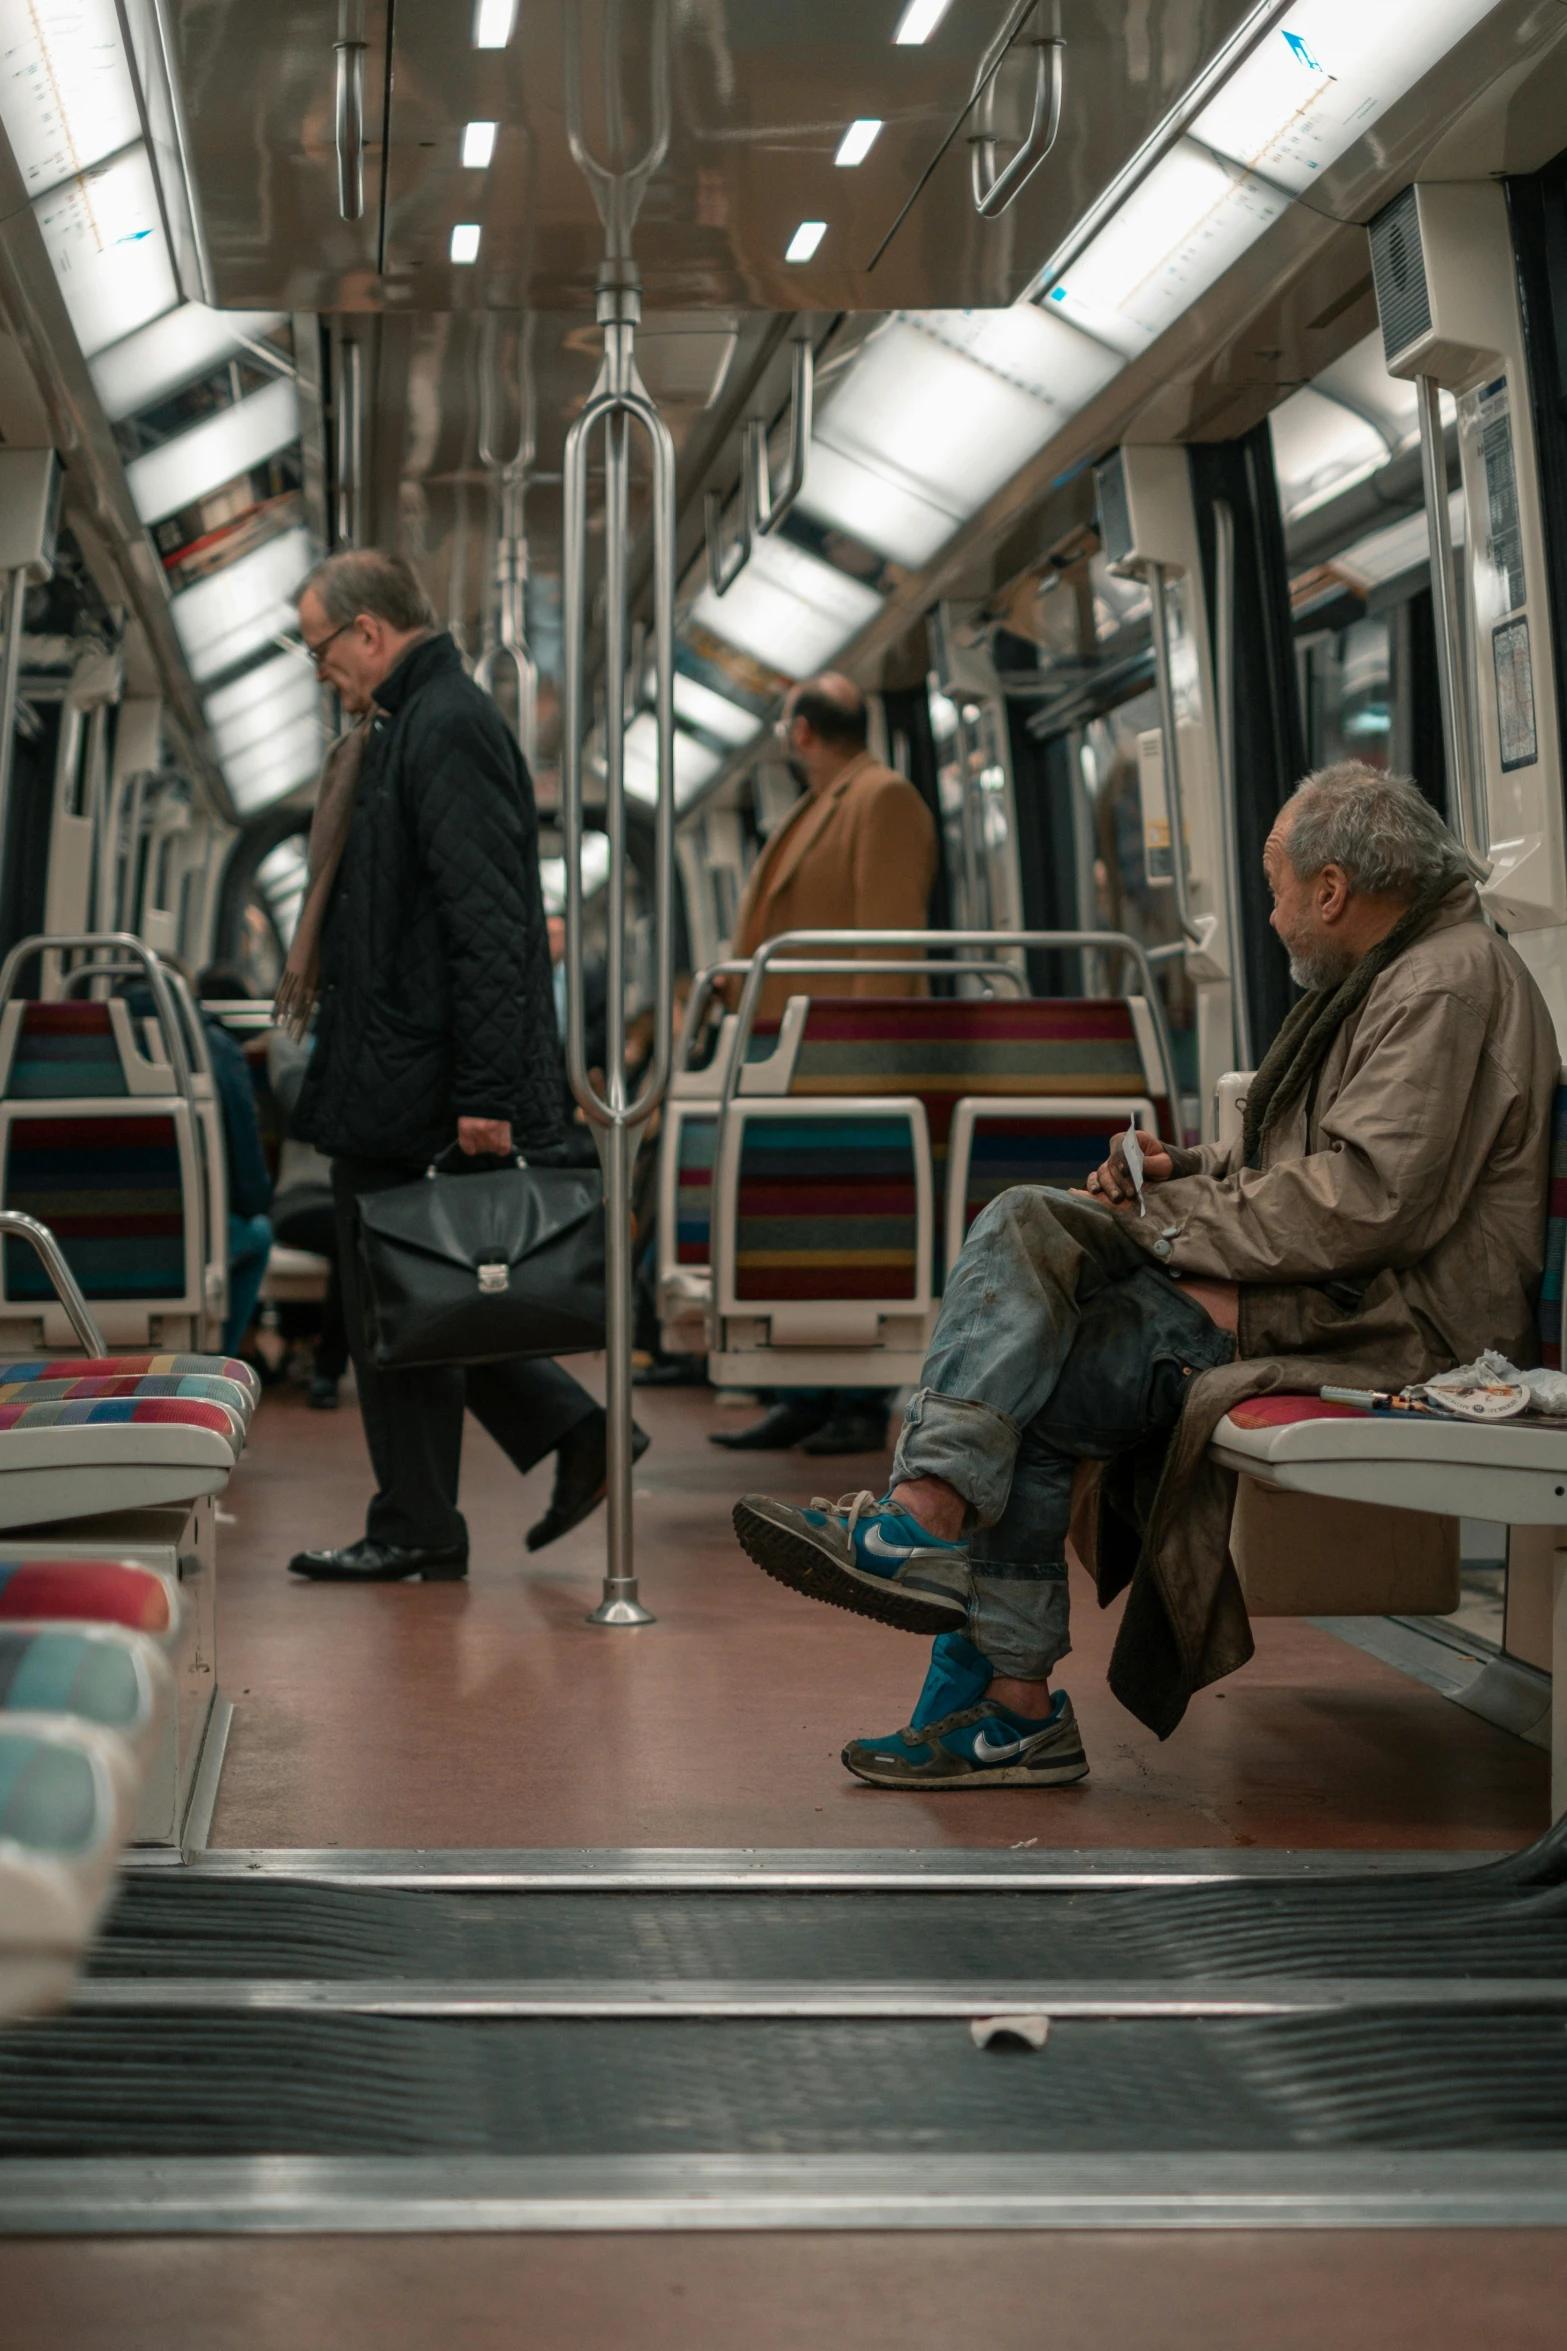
[586,1594,656,1628]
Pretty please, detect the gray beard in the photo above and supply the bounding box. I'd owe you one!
[1287,939,1356,993]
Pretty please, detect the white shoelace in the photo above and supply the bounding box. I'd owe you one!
[813,1489,880,1535]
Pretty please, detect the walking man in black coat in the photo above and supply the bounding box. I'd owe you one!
[281,550,633,1581]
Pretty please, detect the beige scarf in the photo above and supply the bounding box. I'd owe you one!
[273,720,370,1039]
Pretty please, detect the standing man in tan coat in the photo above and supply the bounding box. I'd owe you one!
[712,672,939,1458]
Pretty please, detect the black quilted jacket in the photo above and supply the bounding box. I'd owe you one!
[293,632,567,1166]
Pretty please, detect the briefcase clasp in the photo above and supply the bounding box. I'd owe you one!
[477,1262,510,1295]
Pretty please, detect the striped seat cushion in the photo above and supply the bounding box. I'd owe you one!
[1537,1080,1567,1370]
[675,1114,717,1267]
[0,1354,258,1401]
[0,1727,109,1854]
[0,1373,252,1418]
[7,1004,128,1100]
[0,1627,154,1732]
[734,1112,919,1303]
[0,1560,172,1635]
[2,1115,187,1301]
[0,1397,237,1440]
[959,1113,1146,1233]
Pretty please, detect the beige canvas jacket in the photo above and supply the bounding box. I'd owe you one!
[1086,885,1560,1735]
[731,751,938,1020]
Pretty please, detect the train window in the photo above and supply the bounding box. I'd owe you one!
[1297,613,1393,773]
[1073,689,1197,1093]
[931,687,1020,938]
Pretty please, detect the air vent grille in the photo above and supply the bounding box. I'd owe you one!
[1370,187,1432,368]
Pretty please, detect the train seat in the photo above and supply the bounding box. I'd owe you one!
[702,992,1170,1389]
[0,1353,260,1409]
[0,1000,220,1351]
[0,1396,239,1530]
[0,1624,171,1771]
[0,1714,147,2019]
[0,1557,179,1641]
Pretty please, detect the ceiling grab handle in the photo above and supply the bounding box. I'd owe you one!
[1211,499,1253,1074]
[562,0,675,1632]
[704,475,752,598]
[970,17,1065,220]
[750,334,814,537]
[0,1212,106,1359]
[1417,375,1490,879]
[1145,559,1204,948]
[333,0,367,224]
[474,313,540,763]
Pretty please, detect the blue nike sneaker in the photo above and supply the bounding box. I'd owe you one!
[732,1488,969,1634]
[843,1685,1089,1790]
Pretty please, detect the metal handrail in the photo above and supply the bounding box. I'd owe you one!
[970,23,1064,219]
[1211,499,1253,1073]
[749,335,814,539]
[1145,560,1203,946]
[0,933,194,1098]
[676,956,1028,1084]
[562,0,675,1629]
[474,314,539,762]
[334,0,367,224]
[1417,374,1490,877]
[704,475,751,598]
[0,1211,106,1356]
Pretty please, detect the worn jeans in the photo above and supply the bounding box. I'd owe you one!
[891,1188,1236,1680]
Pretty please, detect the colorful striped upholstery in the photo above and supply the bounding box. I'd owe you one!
[2,1115,187,1301]
[6,1004,128,1100]
[0,1560,172,1636]
[0,1354,258,1399]
[0,1628,151,1731]
[734,1112,920,1303]
[0,1397,236,1439]
[960,1114,1140,1231]
[675,1113,717,1269]
[1537,1079,1567,1370]
[0,1373,252,1419]
[0,1729,106,1854]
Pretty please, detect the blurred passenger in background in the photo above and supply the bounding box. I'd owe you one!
[190,962,273,1357]
[712,672,938,1459]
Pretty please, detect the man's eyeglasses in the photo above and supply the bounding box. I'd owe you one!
[303,620,352,671]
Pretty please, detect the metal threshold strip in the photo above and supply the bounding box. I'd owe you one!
[118,1847,1506,1891]
[2,2151,1565,2235]
[71,1976,1567,2020]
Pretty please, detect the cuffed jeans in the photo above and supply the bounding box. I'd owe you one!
[891,1188,1236,1680]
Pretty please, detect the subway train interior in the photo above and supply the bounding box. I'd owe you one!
[4,1,1567,2342]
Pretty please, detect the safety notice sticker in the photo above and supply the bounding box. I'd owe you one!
[1493,616,1538,772]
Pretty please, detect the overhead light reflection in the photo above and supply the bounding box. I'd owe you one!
[785,220,827,263]
[893,0,955,43]
[835,119,883,167]
[450,223,481,264]
[461,121,497,167]
[471,0,517,47]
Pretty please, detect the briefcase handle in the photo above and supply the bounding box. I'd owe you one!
[425,1139,528,1178]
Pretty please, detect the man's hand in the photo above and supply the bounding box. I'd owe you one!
[457,1117,513,1157]
[1085,1129,1172,1207]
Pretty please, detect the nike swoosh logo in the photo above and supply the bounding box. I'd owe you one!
[861,1523,949,1562]
[971,1727,1027,1762]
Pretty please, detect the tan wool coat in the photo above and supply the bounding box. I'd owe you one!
[732,750,939,1020]
[1085,885,1560,1736]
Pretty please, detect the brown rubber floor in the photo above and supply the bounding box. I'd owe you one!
[207,1375,1549,1852]
[4,2230,1564,2351]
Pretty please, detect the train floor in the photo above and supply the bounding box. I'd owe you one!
[7,1373,1562,2348]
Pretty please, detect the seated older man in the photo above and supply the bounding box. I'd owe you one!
[733,764,1559,1788]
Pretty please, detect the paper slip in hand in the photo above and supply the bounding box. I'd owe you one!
[1122,1118,1146,1217]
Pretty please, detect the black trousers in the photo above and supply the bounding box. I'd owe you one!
[333,1155,600,1553]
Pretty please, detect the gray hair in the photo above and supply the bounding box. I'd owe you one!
[1283,762,1470,899]
[298,549,436,634]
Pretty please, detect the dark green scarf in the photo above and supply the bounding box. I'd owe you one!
[1241,884,1458,1166]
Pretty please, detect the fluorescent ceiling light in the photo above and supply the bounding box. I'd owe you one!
[1044,138,1288,360]
[673,671,765,748]
[801,313,1116,565]
[170,526,314,683]
[90,304,288,423]
[205,648,320,759]
[692,534,882,680]
[125,377,301,526]
[222,713,326,813]
[893,0,955,43]
[1312,327,1427,445]
[1333,488,1464,595]
[835,119,883,168]
[34,144,178,359]
[0,0,142,199]
[1193,1,1499,199]
[622,714,724,808]
[539,832,611,912]
[461,120,497,168]
[785,220,826,264]
[471,0,517,46]
[1269,387,1391,524]
[450,222,481,264]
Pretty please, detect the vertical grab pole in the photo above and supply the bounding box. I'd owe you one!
[1211,499,1253,1074]
[1417,375,1487,868]
[562,0,675,1628]
[1145,558,1203,947]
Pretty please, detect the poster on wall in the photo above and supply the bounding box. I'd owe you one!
[1493,616,1538,774]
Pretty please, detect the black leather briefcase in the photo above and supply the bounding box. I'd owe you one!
[355,1149,606,1369]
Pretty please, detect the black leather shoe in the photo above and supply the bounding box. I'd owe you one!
[287,1538,468,1582]
[798,1403,891,1456]
[306,1375,340,1411]
[708,1398,831,1452]
[526,1414,651,1552]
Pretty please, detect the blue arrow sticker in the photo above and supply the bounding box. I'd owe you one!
[1282,30,1324,72]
